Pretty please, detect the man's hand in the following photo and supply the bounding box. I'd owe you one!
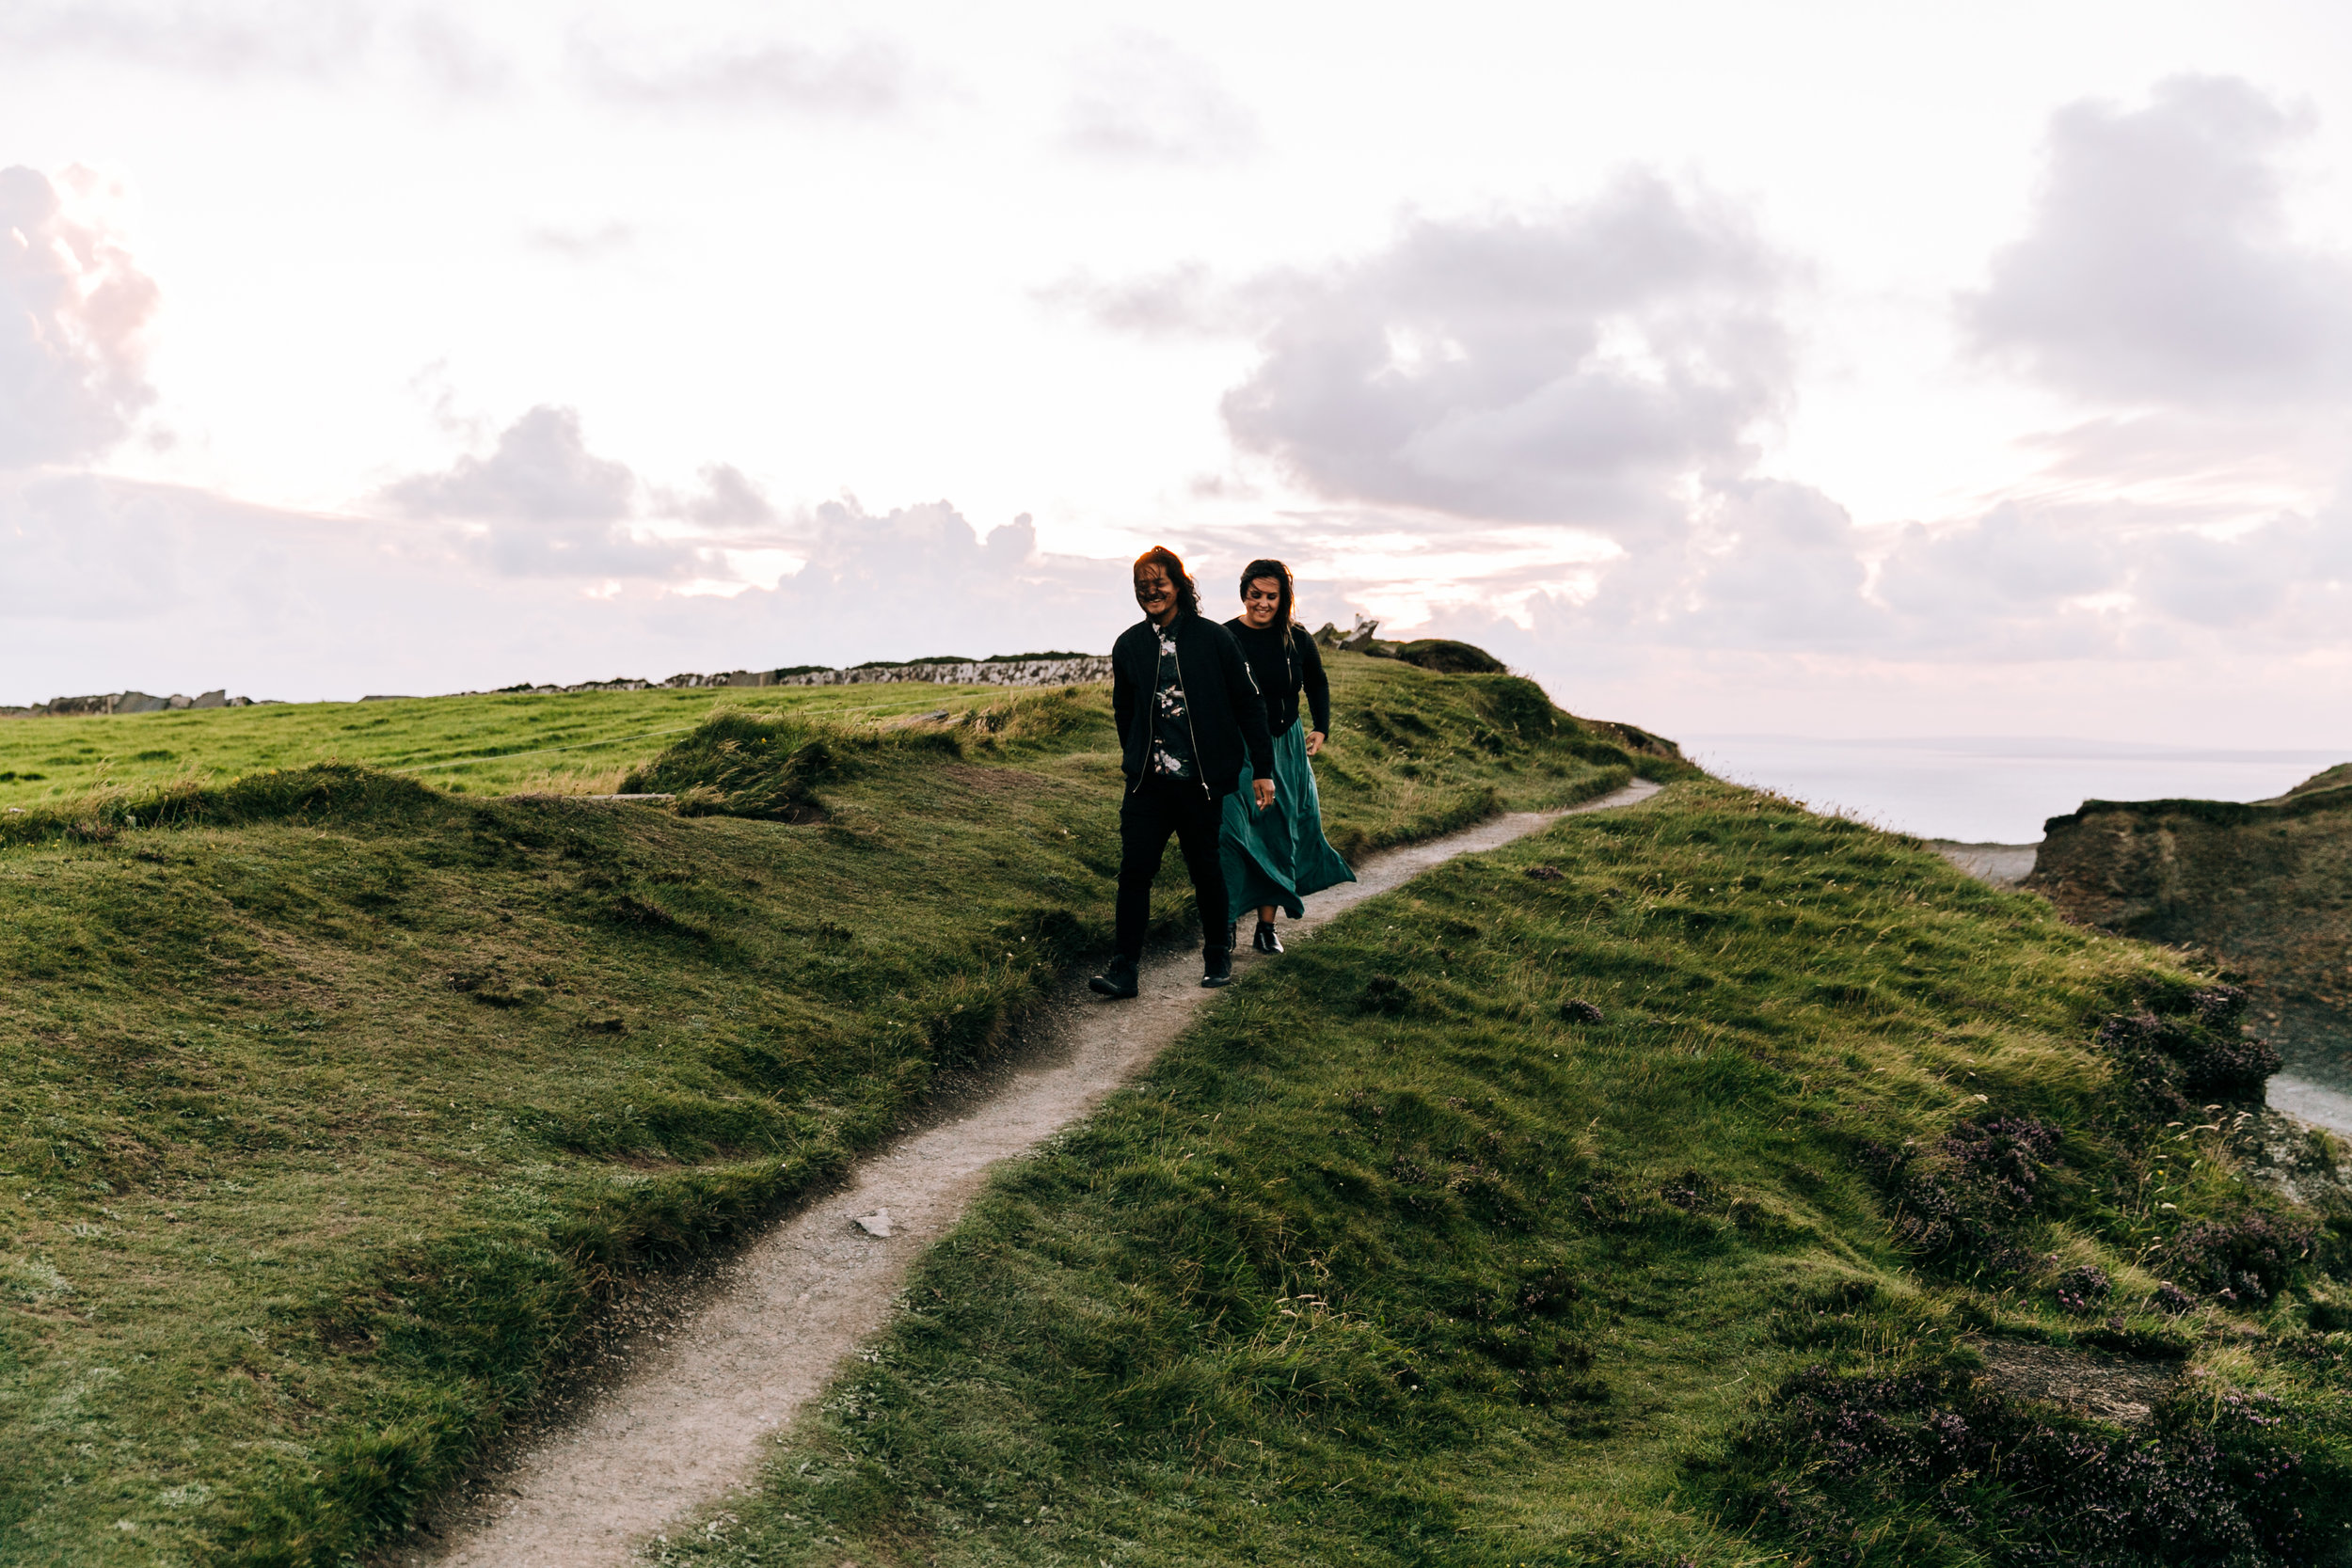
[1305,730,1326,756]
[1253,777,1278,811]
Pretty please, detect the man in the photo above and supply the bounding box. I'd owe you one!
[1089,546,1276,997]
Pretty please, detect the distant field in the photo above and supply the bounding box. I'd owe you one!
[0,684,1031,809]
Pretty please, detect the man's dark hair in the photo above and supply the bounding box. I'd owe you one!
[1238,558,1295,630]
[1134,546,1201,619]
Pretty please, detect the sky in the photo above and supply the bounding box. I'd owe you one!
[5,0,2352,752]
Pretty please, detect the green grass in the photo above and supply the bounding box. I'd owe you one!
[639,783,2352,1568]
[0,657,1655,1566]
[0,683,1071,809]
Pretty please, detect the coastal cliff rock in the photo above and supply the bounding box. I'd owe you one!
[2025,765,2352,1068]
[2026,767,2352,995]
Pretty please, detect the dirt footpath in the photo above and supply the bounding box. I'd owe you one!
[396,781,1661,1568]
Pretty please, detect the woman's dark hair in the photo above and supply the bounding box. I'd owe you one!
[1133,546,1201,619]
[1238,558,1295,630]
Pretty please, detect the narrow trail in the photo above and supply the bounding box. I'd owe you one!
[400,780,1661,1568]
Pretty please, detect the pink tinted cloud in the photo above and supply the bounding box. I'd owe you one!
[0,166,159,467]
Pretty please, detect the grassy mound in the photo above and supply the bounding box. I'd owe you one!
[1387,639,1508,674]
[641,783,2352,1568]
[0,657,1650,1565]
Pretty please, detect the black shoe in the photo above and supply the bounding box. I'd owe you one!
[1089,955,1139,999]
[1225,920,1239,952]
[1253,919,1282,954]
[1200,948,1233,988]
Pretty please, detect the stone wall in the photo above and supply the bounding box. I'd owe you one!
[490,657,1113,697]
[2,689,262,719]
[8,657,1115,716]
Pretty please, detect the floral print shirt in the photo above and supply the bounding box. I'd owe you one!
[1150,627,1197,779]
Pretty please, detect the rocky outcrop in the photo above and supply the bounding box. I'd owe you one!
[2024,768,2352,1003]
[1310,624,1510,675]
[2,689,268,718]
[2025,767,2352,1088]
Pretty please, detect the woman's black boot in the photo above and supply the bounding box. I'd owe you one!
[1253,919,1282,954]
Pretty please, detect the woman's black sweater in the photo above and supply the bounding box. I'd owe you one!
[1223,620,1331,737]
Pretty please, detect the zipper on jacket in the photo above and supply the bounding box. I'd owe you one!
[1170,624,1213,802]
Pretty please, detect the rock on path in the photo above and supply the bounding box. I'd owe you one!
[1929,840,2039,887]
[396,781,1662,1567]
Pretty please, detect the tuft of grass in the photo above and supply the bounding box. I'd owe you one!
[643,782,2352,1568]
[0,655,1637,1564]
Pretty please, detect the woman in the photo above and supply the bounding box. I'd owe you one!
[1219,559,1354,953]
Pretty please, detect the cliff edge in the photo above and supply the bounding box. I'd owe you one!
[2025,764,2352,1072]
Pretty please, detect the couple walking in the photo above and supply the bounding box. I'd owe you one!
[1089,546,1355,998]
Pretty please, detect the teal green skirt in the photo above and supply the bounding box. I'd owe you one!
[1220,721,1356,923]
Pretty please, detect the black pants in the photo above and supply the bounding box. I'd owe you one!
[1116,775,1231,962]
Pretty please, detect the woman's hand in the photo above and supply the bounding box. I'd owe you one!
[1254,777,1278,810]
[1305,730,1326,756]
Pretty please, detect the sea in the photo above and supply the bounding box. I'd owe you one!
[1681,735,2352,846]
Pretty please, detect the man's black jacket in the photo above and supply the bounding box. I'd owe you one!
[1110,613,1274,798]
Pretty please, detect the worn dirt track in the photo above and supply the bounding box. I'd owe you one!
[399,781,1661,1567]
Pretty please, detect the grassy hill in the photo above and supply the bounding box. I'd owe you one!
[644,785,2352,1568]
[0,682,1043,810]
[0,655,1661,1566]
[14,658,2347,1568]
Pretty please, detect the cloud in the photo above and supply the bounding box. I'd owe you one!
[1329,471,2350,672]
[0,3,508,93]
[1967,74,2352,408]
[1667,481,1882,649]
[0,473,1151,705]
[385,404,632,524]
[0,471,204,619]
[403,9,511,97]
[2123,510,2352,641]
[0,165,159,468]
[381,404,700,578]
[723,499,1133,659]
[1862,506,2124,659]
[674,464,778,531]
[0,1,373,78]
[1041,155,2351,675]
[2010,410,2348,517]
[1060,32,1260,165]
[1216,176,1795,537]
[572,31,906,118]
[1875,506,2119,624]
[1036,261,1229,336]
[523,221,638,261]
[0,467,660,702]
